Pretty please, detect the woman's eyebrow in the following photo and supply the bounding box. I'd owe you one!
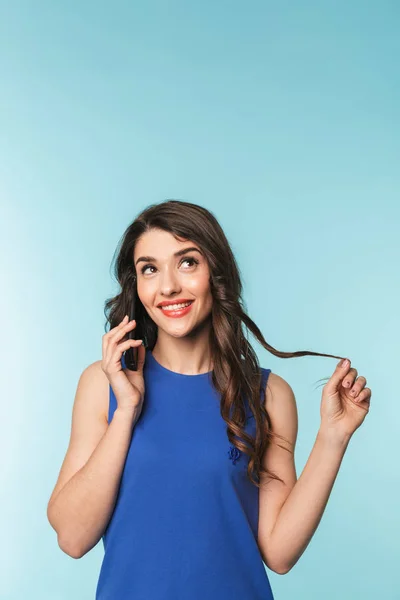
[135,247,202,266]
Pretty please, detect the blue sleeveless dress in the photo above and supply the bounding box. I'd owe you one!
[95,349,274,599]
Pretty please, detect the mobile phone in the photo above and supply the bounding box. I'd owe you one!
[124,289,139,371]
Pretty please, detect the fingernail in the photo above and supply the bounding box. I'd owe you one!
[342,359,349,368]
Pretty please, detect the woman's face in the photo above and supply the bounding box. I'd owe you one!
[133,228,213,338]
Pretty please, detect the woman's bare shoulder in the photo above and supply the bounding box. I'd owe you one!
[80,359,109,424]
[263,371,298,447]
[264,371,296,404]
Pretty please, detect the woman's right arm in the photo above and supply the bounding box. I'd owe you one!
[46,361,141,559]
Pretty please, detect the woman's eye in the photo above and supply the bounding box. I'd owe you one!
[140,257,198,276]
[141,265,155,275]
[182,257,198,268]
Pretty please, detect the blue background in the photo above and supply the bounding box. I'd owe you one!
[2,1,398,598]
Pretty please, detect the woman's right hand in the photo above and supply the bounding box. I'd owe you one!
[101,315,146,414]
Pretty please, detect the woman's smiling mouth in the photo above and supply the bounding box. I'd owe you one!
[158,300,195,318]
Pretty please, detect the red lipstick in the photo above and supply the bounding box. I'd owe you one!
[158,299,194,318]
[158,298,194,307]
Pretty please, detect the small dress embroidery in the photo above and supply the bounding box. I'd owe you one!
[227,445,241,465]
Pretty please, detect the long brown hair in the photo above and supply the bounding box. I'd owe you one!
[104,199,344,488]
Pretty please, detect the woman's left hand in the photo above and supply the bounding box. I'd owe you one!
[320,359,371,440]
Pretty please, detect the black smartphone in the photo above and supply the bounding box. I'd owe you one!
[124,289,139,371]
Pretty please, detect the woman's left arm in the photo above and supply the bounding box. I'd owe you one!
[260,358,371,574]
[266,427,350,574]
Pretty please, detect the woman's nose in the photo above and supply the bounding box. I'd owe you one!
[159,269,181,296]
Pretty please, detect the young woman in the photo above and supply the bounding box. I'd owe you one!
[47,199,371,599]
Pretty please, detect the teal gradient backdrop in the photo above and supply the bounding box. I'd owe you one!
[2,1,398,598]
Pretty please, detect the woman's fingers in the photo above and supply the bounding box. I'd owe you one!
[103,318,137,357]
[113,338,143,357]
[341,367,358,388]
